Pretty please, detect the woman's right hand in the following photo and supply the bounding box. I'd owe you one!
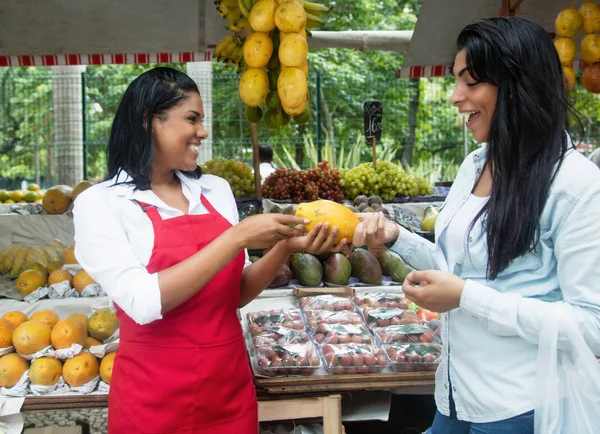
[352,212,399,248]
[234,214,309,249]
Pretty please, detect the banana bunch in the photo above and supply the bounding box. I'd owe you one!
[215,0,252,32]
[213,34,244,67]
[0,240,67,278]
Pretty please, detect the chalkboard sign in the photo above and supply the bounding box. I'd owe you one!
[364,101,383,145]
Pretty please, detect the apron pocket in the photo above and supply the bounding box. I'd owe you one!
[120,343,199,433]
[192,337,255,429]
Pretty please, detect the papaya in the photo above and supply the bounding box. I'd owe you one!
[323,254,351,285]
[350,249,382,285]
[42,185,73,214]
[296,200,360,245]
[71,181,93,201]
[290,253,322,287]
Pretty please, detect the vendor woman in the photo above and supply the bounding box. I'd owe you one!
[73,67,345,434]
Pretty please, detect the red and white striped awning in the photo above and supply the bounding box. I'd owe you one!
[0,51,214,68]
[398,61,590,78]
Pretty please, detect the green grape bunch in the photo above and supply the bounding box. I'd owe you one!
[340,162,433,200]
[201,158,256,198]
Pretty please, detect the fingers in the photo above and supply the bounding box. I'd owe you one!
[279,224,306,238]
[405,270,429,285]
[275,215,309,226]
[352,222,366,247]
[317,226,339,253]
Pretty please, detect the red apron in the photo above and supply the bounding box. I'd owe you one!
[108,194,258,434]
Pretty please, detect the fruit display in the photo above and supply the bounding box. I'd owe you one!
[247,309,305,333]
[340,162,433,200]
[0,184,44,205]
[352,292,410,309]
[304,310,364,331]
[361,307,420,328]
[251,325,311,346]
[313,323,375,345]
[554,1,600,94]
[350,195,391,218]
[384,343,442,372]
[201,158,256,198]
[255,342,321,376]
[62,352,99,387]
[350,249,382,285]
[29,357,63,386]
[262,161,345,203]
[213,0,332,129]
[296,200,359,245]
[298,294,354,312]
[371,324,437,344]
[267,264,292,288]
[320,343,388,375]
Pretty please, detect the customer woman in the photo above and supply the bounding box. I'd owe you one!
[73,67,344,433]
[354,17,600,433]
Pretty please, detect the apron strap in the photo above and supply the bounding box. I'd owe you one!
[132,200,163,224]
[200,193,219,215]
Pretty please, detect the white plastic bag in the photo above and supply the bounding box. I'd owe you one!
[535,306,600,434]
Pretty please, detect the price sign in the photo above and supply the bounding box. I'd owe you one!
[364,101,383,145]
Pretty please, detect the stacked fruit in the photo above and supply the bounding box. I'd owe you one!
[0,241,67,280]
[0,308,118,391]
[201,158,256,198]
[340,162,433,200]
[0,184,44,205]
[262,161,344,203]
[216,0,330,129]
[554,1,600,94]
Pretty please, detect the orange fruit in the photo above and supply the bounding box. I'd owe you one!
[62,352,99,387]
[29,263,49,279]
[51,318,87,350]
[12,320,52,355]
[61,245,78,265]
[48,269,73,287]
[73,270,97,293]
[88,308,119,341]
[0,318,15,348]
[15,269,47,296]
[84,337,101,350]
[99,352,116,384]
[30,357,63,386]
[29,310,60,328]
[0,353,29,388]
[2,311,28,328]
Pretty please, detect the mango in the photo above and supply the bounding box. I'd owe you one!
[268,264,292,288]
[376,250,414,283]
[350,249,382,285]
[323,254,351,286]
[291,253,322,287]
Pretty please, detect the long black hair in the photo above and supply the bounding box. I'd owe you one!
[457,17,573,280]
[106,67,202,190]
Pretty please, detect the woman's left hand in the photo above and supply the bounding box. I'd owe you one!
[281,223,350,255]
[402,270,466,313]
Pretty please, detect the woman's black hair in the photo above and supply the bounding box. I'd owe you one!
[457,17,575,280]
[106,67,202,190]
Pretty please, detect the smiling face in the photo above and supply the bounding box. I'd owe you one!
[151,91,208,173]
[450,49,499,143]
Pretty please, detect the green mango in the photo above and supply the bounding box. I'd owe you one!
[350,249,382,285]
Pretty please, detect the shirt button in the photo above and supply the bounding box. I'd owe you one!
[468,236,473,243]
[444,384,448,390]
[456,263,462,267]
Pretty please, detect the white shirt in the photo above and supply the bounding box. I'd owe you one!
[259,162,275,180]
[73,170,250,326]
[390,144,600,423]
[440,194,489,271]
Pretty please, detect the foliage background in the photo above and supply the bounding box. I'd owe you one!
[0,0,598,189]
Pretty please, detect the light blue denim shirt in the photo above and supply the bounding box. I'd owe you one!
[390,143,600,423]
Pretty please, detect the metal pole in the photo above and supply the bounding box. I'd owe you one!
[316,71,322,163]
[81,71,88,180]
